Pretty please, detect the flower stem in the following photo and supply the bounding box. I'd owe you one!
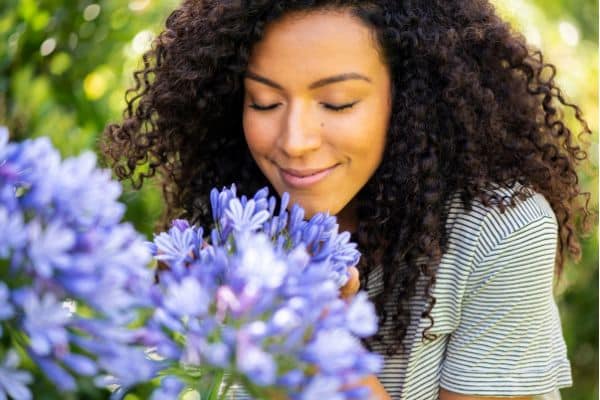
[206,370,224,400]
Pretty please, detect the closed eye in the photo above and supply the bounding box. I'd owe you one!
[322,101,359,112]
[249,103,280,111]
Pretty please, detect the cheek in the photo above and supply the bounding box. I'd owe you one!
[326,104,388,158]
[242,113,278,156]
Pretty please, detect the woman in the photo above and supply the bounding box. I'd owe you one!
[102,1,593,399]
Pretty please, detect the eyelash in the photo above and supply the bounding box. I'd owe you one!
[249,103,280,111]
[323,101,358,111]
[249,101,358,112]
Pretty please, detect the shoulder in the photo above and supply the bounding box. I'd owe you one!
[426,183,560,333]
[443,183,558,263]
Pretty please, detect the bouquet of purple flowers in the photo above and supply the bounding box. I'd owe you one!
[0,127,159,399]
[0,127,381,399]
[147,185,381,399]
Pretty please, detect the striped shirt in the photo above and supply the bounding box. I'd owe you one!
[230,184,572,399]
[367,185,571,399]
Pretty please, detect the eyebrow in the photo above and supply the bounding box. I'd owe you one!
[244,71,372,90]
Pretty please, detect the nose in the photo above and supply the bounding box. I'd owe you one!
[278,101,321,158]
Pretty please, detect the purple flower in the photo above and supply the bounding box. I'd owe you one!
[61,353,98,376]
[299,377,344,400]
[287,204,305,235]
[346,292,378,337]
[151,376,185,400]
[277,369,304,389]
[51,152,124,227]
[0,282,14,323]
[153,224,195,266]
[14,289,70,357]
[241,320,269,341]
[304,328,362,373]
[353,352,383,376]
[210,185,237,223]
[64,224,154,317]
[0,207,26,259]
[225,198,270,233]
[234,232,287,290]
[200,340,231,367]
[236,342,276,386]
[268,307,303,334]
[33,356,76,391]
[94,345,160,392]
[0,350,32,400]
[162,276,210,318]
[26,219,76,278]
[8,137,61,210]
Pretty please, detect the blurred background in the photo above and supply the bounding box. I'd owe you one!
[0,0,597,399]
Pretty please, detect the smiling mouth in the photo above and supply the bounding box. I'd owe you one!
[278,164,339,188]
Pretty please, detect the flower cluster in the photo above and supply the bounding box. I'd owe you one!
[0,127,382,400]
[0,128,157,399]
[148,185,381,399]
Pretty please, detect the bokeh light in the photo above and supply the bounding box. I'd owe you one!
[131,29,154,55]
[83,4,102,22]
[40,37,56,56]
[559,21,581,46]
[49,52,72,75]
[83,66,115,100]
[129,0,151,12]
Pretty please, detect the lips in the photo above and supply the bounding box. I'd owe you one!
[281,167,333,177]
[279,164,339,188]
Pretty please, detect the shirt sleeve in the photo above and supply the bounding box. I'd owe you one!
[439,213,572,396]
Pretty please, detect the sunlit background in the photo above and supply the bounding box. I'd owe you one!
[0,1,597,399]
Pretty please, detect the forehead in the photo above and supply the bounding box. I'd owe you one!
[247,10,386,86]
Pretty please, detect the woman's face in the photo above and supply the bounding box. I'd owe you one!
[243,10,392,230]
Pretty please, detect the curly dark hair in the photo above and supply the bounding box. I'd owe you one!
[101,0,593,356]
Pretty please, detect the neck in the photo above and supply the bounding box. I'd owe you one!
[336,199,358,234]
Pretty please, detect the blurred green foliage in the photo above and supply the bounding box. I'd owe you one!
[0,0,175,237]
[0,0,597,399]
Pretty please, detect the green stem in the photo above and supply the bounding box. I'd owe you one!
[206,370,225,400]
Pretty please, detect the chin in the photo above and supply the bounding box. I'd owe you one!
[294,201,319,218]
[284,194,324,216]
[299,201,341,220]
[275,187,343,218]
